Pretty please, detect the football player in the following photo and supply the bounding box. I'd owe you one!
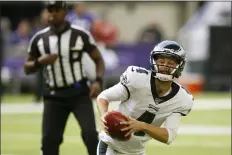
[96,40,194,155]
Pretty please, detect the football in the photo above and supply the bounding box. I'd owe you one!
[104,111,131,141]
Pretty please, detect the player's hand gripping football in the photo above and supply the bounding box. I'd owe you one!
[100,112,110,135]
[120,115,146,137]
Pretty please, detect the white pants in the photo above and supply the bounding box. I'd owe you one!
[97,140,145,155]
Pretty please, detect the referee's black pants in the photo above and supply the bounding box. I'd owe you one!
[41,95,98,155]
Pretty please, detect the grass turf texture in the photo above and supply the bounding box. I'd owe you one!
[1,92,231,154]
[2,109,231,155]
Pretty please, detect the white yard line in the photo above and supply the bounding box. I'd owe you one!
[147,140,231,148]
[1,98,231,114]
[2,125,231,148]
[178,125,231,135]
[1,103,43,114]
[192,98,231,110]
[2,125,231,138]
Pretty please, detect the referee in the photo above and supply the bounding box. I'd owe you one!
[24,1,105,155]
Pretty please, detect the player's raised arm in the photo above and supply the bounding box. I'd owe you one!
[96,66,135,117]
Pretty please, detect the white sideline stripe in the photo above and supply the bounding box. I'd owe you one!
[178,125,231,135]
[147,140,231,148]
[2,126,231,138]
[2,126,231,148]
[192,99,231,110]
[1,98,231,114]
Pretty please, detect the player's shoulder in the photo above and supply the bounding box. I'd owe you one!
[171,82,194,116]
[71,24,91,35]
[120,66,150,87]
[29,27,50,45]
[70,24,95,44]
[127,65,149,75]
[125,66,150,78]
[30,27,50,42]
[71,24,85,31]
[174,82,194,106]
[33,27,50,37]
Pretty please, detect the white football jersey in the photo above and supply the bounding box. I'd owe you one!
[99,66,194,154]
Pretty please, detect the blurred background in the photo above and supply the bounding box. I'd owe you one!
[1,1,231,155]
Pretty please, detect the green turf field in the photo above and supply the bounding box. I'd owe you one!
[2,110,231,155]
[1,93,231,155]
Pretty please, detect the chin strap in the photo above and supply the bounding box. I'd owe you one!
[154,73,174,81]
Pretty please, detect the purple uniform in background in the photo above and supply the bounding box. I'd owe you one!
[65,10,96,31]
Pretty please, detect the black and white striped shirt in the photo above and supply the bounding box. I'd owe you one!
[28,22,97,96]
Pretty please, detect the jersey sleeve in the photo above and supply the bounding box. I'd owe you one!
[119,66,137,101]
[179,94,194,116]
[164,112,181,144]
[97,66,137,103]
[97,83,129,102]
[27,35,40,58]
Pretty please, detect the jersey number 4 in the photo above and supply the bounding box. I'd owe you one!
[134,111,156,136]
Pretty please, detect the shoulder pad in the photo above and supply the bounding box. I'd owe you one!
[179,87,194,116]
[120,66,149,88]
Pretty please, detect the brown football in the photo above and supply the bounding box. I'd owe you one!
[104,111,131,141]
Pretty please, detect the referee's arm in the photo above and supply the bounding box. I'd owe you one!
[24,36,57,75]
[89,49,105,80]
[24,54,58,75]
[83,32,105,80]
[24,35,41,75]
